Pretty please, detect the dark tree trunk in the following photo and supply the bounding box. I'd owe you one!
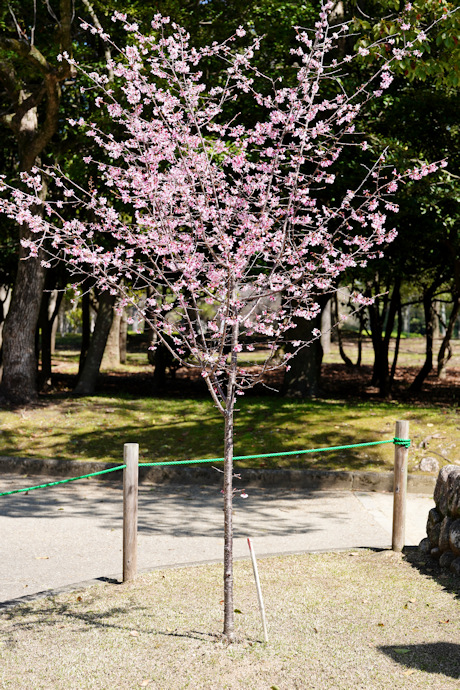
[282,295,329,398]
[356,309,365,368]
[437,295,460,379]
[409,285,439,393]
[74,290,116,396]
[119,309,127,364]
[368,276,401,398]
[78,286,92,375]
[145,285,169,389]
[0,224,47,403]
[334,292,353,367]
[282,313,323,397]
[0,0,73,404]
[38,288,63,390]
[390,296,402,385]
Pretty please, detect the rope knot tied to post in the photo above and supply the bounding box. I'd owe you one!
[393,437,411,449]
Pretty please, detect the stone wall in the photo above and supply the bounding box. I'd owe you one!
[420,465,460,575]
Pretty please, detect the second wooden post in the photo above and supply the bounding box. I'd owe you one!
[123,442,139,582]
[392,420,409,552]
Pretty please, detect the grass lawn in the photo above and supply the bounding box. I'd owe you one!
[0,333,459,474]
[1,549,459,689]
[0,393,458,474]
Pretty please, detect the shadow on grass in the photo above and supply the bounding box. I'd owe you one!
[0,393,398,471]
[403,547,460,602]
[379,643,460,679]
[1,600,237,645]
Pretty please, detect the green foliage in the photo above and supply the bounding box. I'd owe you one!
[350,0,460,89]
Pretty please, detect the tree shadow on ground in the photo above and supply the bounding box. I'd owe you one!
[0,599,238,645]
[403,546,460,602]
[379,642,460,679]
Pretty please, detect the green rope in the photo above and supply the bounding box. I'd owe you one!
[0,437,410,497]
[0,465,126,497]
[139,438,401,467]
[393,437,411,448]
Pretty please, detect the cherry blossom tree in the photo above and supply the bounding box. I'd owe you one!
[0,1,444,641]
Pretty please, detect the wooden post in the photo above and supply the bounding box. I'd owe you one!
[392,420,409,552]
[123,443,139,582]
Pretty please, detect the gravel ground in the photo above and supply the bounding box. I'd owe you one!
[1,549,459,689]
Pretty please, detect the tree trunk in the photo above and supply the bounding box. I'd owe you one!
[368,276,401,397]
[0,1,73,403]
[320,298,331,356]
[0,223,47,403]
[0,287,12,369]
[223,322,238,643]
[102,305,122,368]
[120,309,127,364]
[282,295,329,397]
[334,292,353,367]
[437,295,460,379]
[356,309,365,368]
[38,288,63,390]
[409,286,438,393]
[74,290,116,396]
[78,286,92,375]
[390,297,402,385]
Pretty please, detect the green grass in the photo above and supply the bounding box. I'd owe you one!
[1,394,458,474]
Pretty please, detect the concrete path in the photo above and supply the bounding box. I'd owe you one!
[0,474,434,607]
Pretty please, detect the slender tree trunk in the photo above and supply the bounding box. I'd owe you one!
[74,290,116,396]
[437,295,460,379]
[409,285,438,393]
[334,293,353,368]
[79,282,93,375]
[38,288,63,390]
[390,296,402,385]
[356,309,365,368]
[223,321,238,642]
[120,309,127,364]
[368,277,401,397]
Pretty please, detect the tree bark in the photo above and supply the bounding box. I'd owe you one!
[367,276,401,397]
[409,285,438,393]
[78,281,95,375]
[119,309,127,364]
[102,305,122,369]
[223,322,238,643]
[0,231,47,403]
[320,298,331,356]
[74,290,116,396]
[334,292,353,368]
[282,294,329,397]
[0,0,73,403]
[437,295,460,379]
[38,288,63,390]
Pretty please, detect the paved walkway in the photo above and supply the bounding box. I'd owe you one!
[0,474,434,607]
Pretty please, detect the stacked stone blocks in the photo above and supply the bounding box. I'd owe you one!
[420,465,460,575]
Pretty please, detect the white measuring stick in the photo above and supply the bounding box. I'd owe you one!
[247,537,268,643]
